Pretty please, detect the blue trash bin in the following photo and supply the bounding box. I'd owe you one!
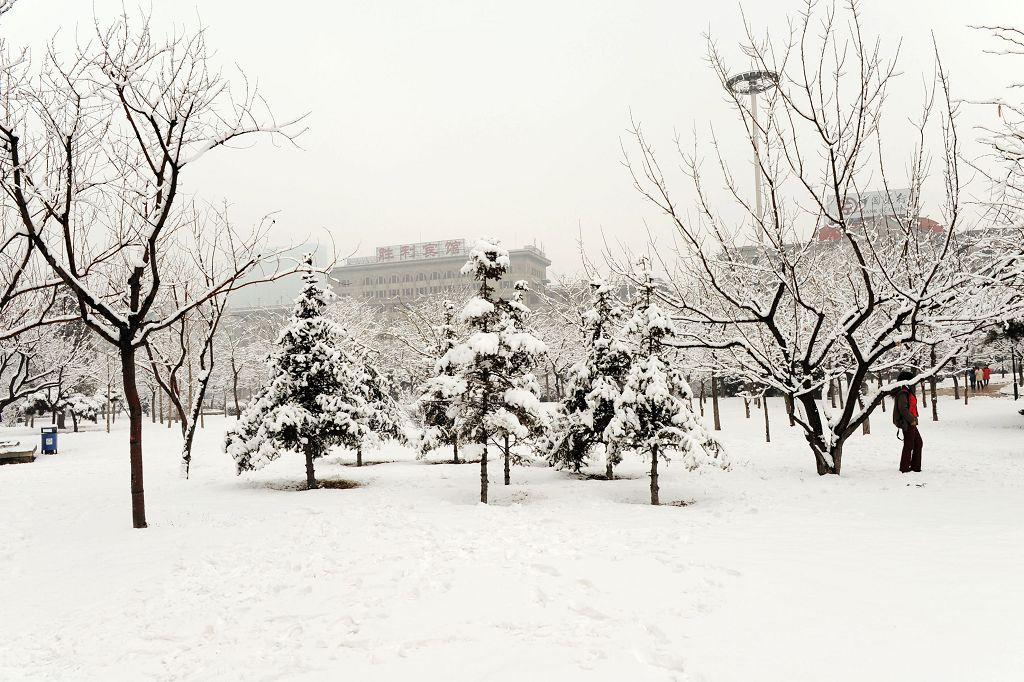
[41,426,58,455]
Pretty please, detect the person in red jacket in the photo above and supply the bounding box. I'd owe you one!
[983,366,992,388]
[893,370,922,473]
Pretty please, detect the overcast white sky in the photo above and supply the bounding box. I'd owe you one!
[3,0,1020,285]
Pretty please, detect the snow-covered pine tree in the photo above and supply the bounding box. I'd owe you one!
[352,350,407,466]
[435,238,547,503]
[415,300,463,462]
[607,263,727,505]
[492,280,549,486]
[545,277,631,478]
[225,260,369,489]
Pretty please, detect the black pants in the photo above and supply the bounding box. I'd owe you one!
[900,425,922,472]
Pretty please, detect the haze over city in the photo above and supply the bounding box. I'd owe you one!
[5,0,1017,281]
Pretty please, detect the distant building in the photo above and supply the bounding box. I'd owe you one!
[332,238,551,307]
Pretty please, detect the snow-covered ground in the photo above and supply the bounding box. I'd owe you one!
[2,389,1023,681]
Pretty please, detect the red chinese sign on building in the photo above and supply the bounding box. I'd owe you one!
[376,239,467,262]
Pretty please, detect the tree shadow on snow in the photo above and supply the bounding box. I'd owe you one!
[567,472,642,481]
[243,478,362,492]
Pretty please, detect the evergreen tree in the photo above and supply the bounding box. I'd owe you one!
[492,280,549,486]
[607,264,727,505]
[427,237,547,503]
[352,350,407,466]
[545,277,631,478]
[225,262,369,489]
[415,300,462,462]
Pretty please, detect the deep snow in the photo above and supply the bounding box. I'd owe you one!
[2,389,1023,681]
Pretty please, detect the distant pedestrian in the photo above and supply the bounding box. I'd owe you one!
[968,367,976,390]
[984,366,992,388]
[894,371,922,473]
[975,367,984,390]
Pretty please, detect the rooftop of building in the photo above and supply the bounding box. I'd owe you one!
[336,238,550,269]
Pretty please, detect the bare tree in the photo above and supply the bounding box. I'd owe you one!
[0,13,305,527]
[619,1,1020,475]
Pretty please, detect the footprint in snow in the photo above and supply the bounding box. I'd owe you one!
[531,563,561,577]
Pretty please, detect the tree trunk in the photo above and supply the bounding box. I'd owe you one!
[711,373,721,431]
[953,374,960,400]
[452,437,459,464]
[480,441,488,504]
[930,348,939,421]
[743,397,750,419]
[800,394,840,476]
[357,444,363,467]
[605,451,614,480]
[650,443,660,505]
[811,440,842,475]
[699,382,705,416]
[120,342,147,529]
[232,366,241,419]
[181,360,216,479]
[763,395,770,443]
[785,394,795,426]
[503,434,510,485]
[1012,352,1019,400]
[71,412,79,433]
[304,444,318,490]
[878,375,886,413]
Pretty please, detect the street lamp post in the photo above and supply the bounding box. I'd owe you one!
[725,69,780,243]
